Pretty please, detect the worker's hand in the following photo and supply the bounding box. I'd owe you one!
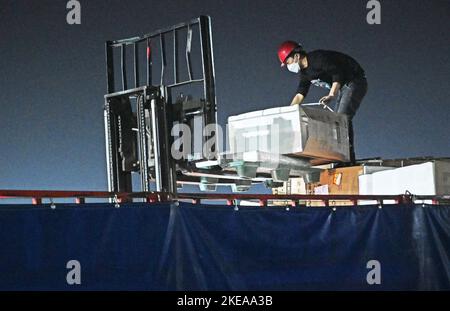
[319,94,335,105]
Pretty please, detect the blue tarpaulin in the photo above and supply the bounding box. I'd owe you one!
[0,202,449,290]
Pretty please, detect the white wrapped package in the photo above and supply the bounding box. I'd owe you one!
[227,104,350,163]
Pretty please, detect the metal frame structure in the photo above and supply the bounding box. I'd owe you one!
[104,16,218,194]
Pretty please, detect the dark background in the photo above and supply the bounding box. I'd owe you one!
[0,0,449,191]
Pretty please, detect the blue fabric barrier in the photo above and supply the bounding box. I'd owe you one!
[0,202,449,290]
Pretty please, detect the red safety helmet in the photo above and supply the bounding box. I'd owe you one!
[278,41,301,67]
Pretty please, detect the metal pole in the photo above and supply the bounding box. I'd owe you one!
[173,29,178,84]
[137,93,150,192]
[159,34,166,86]
[134,43,140,88]
[149,90,177,194]
[186,25,193,81]
[147,38,152,85]
[104,103,114,192]
[121,44,127,90]
[150,97,162,191]
[105,41,115,94]
[198,16,218,160]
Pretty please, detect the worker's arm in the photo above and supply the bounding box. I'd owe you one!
[290,93,304,106]
[319,82,341,104]
[293,77,310,106]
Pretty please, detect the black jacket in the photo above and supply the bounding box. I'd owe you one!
[297,50,365,96]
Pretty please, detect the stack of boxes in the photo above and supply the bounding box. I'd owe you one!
[226,104,450,201]
[272,160,450,205]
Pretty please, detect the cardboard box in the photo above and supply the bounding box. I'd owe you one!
[272,165,394,206]
[272,177,308,206]
[272,178,307,195]
[317,166,362,195]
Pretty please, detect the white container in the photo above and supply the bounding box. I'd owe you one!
[358,161,450,195]
[227,105,350,163]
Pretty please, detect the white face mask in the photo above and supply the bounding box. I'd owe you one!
[287,61,300,73]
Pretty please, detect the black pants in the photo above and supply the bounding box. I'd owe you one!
[335,76,368,163]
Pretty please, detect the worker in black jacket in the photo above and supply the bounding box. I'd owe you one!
[278,41,368,163]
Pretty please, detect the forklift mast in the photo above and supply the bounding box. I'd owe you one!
[104,16,218,194]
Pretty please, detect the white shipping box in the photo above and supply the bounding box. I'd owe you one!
[228,105,350,163]
[358,161,450,195]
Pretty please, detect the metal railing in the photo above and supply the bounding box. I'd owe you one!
[1,190,448,207]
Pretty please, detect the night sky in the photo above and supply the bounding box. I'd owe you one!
[0,0,449,191]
